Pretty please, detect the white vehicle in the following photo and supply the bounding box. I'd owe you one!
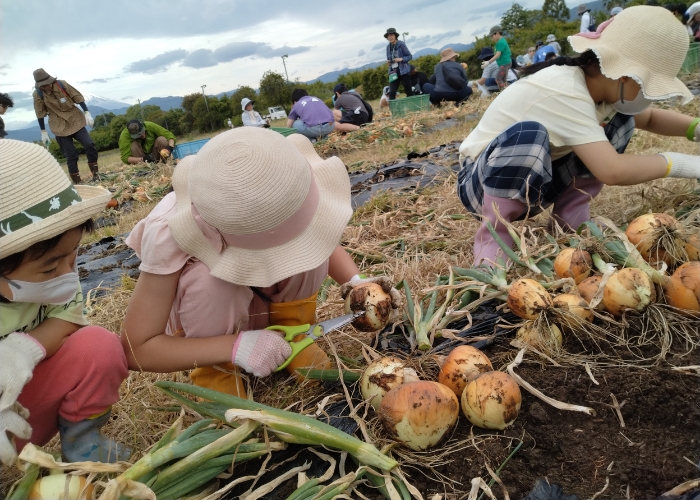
[265,106,287,120]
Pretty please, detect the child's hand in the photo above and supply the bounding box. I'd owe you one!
[0,333,45,411]
[340,276,403,309]
[231,330,292,377]
[0,402,31,465]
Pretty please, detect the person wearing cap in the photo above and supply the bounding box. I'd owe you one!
[0,93,13,139]
[532,40,557,64]
[610,6,623,17]
[422,48,471,107]
[0,140,129,465]
[482,26,512,90]
[457,6,700,267]
[384,28,414,100]
[546,34,562,56]
[333,84,370,132]
[120,128,401,397]
[286,89,335,140]
[118,120,176,165]
[241,98,270,128]
[522,46,536,65]
[578,4,596,32]
[32,69,100,184]
[474,47,518,97]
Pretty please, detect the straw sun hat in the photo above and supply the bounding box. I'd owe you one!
[0,140,111,259]
[568,5,692,103]
[168,127,352,288]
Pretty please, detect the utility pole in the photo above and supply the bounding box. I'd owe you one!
[201,84,214,132]
[137,99,145,122]
[281,54,289,82]
[102,114,108,127]
[402,32,409,43]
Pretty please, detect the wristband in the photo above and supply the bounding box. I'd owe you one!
[687,118,700,142]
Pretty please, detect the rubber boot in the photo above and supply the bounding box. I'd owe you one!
[550,177,604,231]
[472,193,527,267]
[58,409,131,463]
[88,162,100,183]
[69,172,82,185]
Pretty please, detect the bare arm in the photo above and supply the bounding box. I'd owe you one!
[286,118,294,128]
[27,318,80,358]
[572,141,667,186]
[121,270,237,372]
[327,245,359,284]
[488,51,502,63]
[634,108,694,137]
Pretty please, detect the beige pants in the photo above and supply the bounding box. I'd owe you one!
[131,136,170,161]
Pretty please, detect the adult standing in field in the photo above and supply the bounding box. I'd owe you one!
[457,6,700,266]
[546,34,562,56]
[384,28,414,100]
[422,48,472,107]
[241,98,270,128]
[32,69,100,184]
[578,4,596,32]
[286,89,335,141]
[332,84,370,132]
[119,120,175,165]
[482,26,512,90]
[687,2,700,40]
[0,93,13,139]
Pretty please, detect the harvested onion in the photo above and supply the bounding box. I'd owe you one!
[552,293,593,322]
[602,268,656,317]
[461,371,522,430]
[345,282,392,332]
[379,381,459,450]
[625,213,687,267]
[28,474,94,500]
[507,279,553,319]
[437,346,493,397]
[577,275,605,311]
[554,248,593,284]
[516,321,562,352]
[361,357,419,409]
[664,261,700,312]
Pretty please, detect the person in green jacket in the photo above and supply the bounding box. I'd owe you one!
[119,120,176,164]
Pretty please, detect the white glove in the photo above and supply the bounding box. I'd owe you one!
[0,402,31,466]
[40,130,50,148]
[481,61,490,69]
[340,276,403,309]
[0,333,45,412]
[231,330,292,378]
[660,152,700,179]
[84,111,94,128]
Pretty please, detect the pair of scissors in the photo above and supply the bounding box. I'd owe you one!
[267,312,364,371]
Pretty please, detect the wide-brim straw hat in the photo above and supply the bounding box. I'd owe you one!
[33,68,56,88]
[0,140,111,259]
[568,6,692,103]
[168,127,352,288]
[440,48,459,63]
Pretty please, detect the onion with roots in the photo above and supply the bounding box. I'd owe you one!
[361,357,420,409]
[507,279,553,320]
[437,346,493,397]
[664,261,700,313]
[461,371,522,430]
[552,293,594,322]
[625,213,696,267]
[345,282,393,332]
[379,381,459,450]
[516,321,563,352]
[28,474,94,500]
[603,268,656,317]
[554,248,593,284]
[577,275,605,311]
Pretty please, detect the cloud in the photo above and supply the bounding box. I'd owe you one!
[214,42,265,62]
[80,76,121,84]
[182,43,310,69]
[470,26,489,36]
[371,42,385,51]
[8,91,33,108]
[357,49,365,56]
[0,63,9,76]
[182,49,218,69]
[125,49,188,74]
[430,30,461,45]
[255,45,310,58]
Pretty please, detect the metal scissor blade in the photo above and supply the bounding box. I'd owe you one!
[308,312,364,340]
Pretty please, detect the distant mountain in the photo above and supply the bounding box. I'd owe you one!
[141,96,183,111]
[413,48,440,58]
[82,92,130,111]
[438,43,474,53]
[5,125,44,143]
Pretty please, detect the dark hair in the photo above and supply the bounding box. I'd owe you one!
[0,220,94,302]
[519,50,600,78]
[666,3,686,15]
[544,52,557,61]
[291,88,308,104]
[0,93,13,108]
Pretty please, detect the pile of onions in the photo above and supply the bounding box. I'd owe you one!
[577,275,605,311]
[664,261,700,313]
[603,268,656,317]
[345,283,392,332]
[437,346,493,397]
[516,321,562,352]
[507,279,553,320]
[361,357,419,409]
[625,213,696,267]
[28,474,94,500]
[461,371,522,430]
[379,381,459,450]
[552,293,593,322]
[554,248,593,284]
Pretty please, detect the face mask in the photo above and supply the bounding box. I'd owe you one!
[2,272,80,305]
[611,82,652,115]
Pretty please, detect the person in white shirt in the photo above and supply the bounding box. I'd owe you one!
[457,6,699,266]
[241,98,270,128]
[522,47,536,65]
[546,34,562,55]
[578,4,594,32]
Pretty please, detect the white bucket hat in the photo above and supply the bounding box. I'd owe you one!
[546,34,556,43]
[168,127,352,288]
[0,140,112,259]
[241,97,254,111]
[568,5,693,103]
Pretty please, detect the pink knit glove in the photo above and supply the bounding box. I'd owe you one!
[231,330,292,378]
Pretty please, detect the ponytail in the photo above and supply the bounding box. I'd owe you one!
[519,50,600,78]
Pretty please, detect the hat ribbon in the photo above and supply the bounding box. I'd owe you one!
[0,185,82,238]
[576,18,614,39]
[191,174,320,252]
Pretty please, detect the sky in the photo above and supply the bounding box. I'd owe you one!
[1,0,547,129]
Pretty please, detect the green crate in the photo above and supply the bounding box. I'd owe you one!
[270,127,298,137]
[389,94,431,117]
[680,42,700,75]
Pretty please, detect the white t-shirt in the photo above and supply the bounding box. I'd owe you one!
[460,65,615,161]
[580,12,592,33]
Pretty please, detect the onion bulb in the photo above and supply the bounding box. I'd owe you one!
[507,279,553,319]
[28,474,94,500]
[361,357,420,409]
[437,346,493,397]
[577,275,605,311]
[602,268,656,317]
[625,213,686,266]
[379,381,459,450]
[684,234,700,262]
[552,293,593,322]
[516,321,562,352]
[461,371,522,430]
[664,261,700,312]
[554,248,593,284]
[345,282,392,332]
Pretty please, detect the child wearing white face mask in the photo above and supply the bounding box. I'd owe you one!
[457,6,700,267]
[0,140,130,465]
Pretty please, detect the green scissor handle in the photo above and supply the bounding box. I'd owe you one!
[265,324,322,371]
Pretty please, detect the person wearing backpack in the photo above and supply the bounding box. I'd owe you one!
[32,69,100,184]
[422,48,472,107]
[578,4,597,32]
